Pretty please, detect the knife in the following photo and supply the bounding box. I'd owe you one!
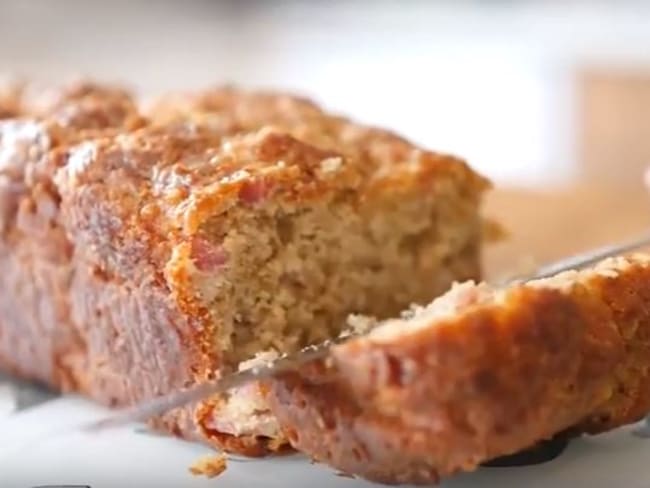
[83,232,650,432]
[84,337,348,432]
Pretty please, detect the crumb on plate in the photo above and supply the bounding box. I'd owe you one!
[189,453,228,478]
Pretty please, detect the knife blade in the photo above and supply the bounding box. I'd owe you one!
[83,335,349,432]
[83,231,650,432]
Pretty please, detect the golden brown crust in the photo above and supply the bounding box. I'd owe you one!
[0,79,144,128]
[57,125,362,250]
[268,257,650,484]
[577,261,650,432]
[149,86,491,196]
[149,86,325,131]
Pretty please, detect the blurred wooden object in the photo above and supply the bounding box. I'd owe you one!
[579,69,650,186]
[484,185,650,280]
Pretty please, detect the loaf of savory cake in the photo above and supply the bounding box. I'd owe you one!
[0,81,490,455]
[268,255,650,484]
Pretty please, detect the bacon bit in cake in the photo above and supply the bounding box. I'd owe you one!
[189,453,228,478]
[191,236,228,272]
[238,179,268,204]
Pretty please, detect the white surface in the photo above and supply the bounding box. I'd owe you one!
[0,384,16,417]
[0,394,649,488]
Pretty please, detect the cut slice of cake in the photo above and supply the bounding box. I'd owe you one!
[268,255,650,483]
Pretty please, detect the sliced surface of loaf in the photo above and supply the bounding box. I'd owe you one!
[0,81,490,455]
[267,255,650,484]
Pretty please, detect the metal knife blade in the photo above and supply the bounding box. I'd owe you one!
[83,231,650,433]
[83,335,349,432]
[502,231,650,283]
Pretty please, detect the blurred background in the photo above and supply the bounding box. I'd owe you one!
[2,0,650,191]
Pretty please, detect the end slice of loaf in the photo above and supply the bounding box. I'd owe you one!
[0,82,490,455]
[268,254,650,484]
[0,81,145,388]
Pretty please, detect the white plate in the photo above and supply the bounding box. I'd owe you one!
[1,394,649,488]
